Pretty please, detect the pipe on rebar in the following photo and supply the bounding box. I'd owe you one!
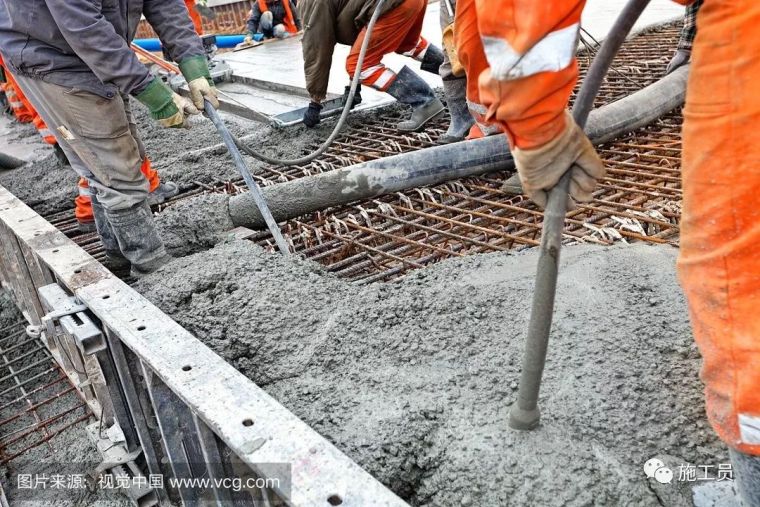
[0,152,25,171]
[227,65,688,229]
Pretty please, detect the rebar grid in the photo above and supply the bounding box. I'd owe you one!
[0,322,92,465]
[41,23,683,278]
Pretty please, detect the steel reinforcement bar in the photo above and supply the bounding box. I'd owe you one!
[0,185,406,506]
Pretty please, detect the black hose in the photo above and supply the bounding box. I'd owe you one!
[0,152,25,170]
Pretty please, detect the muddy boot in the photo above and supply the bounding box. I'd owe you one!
[147,181,180,206]
[439,79,474,144]
[500,173,524,195]
[386,66,445,132]
[91,193,131,276]
[730,449,760,507]
[104,201,171,278]
[420,45,444,75]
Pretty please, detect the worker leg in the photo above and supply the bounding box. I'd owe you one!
[3,72,33,123]
[14,75,170,276]
[345,0,427,91]
[677,0,760,491]
[438,0,474,143]
[454,0,501,137]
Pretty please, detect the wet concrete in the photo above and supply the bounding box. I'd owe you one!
[135,240,722,506]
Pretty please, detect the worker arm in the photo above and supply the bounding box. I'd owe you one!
[42,0,153,95]
[142,0,205,64]
[247,3,263,34]
[300,0,337,102]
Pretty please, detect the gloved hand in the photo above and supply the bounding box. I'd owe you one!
[136,78,199,129]
[178,55,219,110]
[665,49,691,75]
[512,111,605,209]
[342,85,362,110]
[303,101,323,128]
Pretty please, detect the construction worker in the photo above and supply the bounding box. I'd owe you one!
[298,0,446,132]
[437,0,475,144]
[185,0,205,35]
[0,0,219,277]
[666,0,702,75]
[245,0,301,41]
[456,0,760,503]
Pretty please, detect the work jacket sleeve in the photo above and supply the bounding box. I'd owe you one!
[42,0,153,96]
[143,0,205,64]
[474,0,586,149]
[300,0,336,102]
[247,3,263,34]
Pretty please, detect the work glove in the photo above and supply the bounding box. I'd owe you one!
[342,85,362,110]
[512,111,605,209]
[136,78,199,129]
[178,55,220,110]
[303,101,323,128]
[665,49,691,75]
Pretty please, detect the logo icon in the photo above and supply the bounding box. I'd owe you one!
[644,458,673,484]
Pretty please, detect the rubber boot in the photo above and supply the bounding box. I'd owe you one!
[104,201,171,278]
[91,193,131,275]
[386,66,445,132]
[730,449,760,507]
[500,173,524,195]
[147,181,180,206]
[420,45,445,75]
[439,79,474,144]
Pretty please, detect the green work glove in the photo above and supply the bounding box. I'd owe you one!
[135,78,199,129]
[178,55,220,110]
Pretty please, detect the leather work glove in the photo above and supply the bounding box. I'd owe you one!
[136,78,199,129]
[512,111,605,209]
[303,101,323,128]
[178,55,219,110]
[666,49,691,75]
[342,85,362,110]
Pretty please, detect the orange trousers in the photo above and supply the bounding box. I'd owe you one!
[455,0,582,149]
[677,0,760,456]
[184,0,204,35]
[345,0,429,92]
[1,61,57,144]
[75,159,160,223]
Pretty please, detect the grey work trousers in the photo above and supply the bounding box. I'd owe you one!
[13,74,149,212]
[439,0,462,82]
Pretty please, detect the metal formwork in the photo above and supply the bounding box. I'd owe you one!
[0,187,407,506]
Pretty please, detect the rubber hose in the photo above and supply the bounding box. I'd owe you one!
[230,0,387,167]
[0,152,25,170]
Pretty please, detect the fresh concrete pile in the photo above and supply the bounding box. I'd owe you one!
[135,240,721,506]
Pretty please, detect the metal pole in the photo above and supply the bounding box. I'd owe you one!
[204,100,291,255]
[508,0,653,430]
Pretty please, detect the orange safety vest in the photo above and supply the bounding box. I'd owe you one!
[257,0,298,34]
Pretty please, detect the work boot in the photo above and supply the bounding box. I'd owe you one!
[91,193,131,275]
[147,181,180,206]
[76,218,97,234]
[420,45,445,75]
[439,79,474,144]
[104,201,171,278]
[730,449,760,507]
[500,173,524,196]
[386,66,445,132]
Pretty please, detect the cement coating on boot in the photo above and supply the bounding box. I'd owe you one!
[420,45,445,75]
[439,78,475,144]
[147,181,180,206]
[387,66,446,132]
[104,201,172,277]
[500,172,524,195]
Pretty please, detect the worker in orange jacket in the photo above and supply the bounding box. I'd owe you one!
[456,0,760,503]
